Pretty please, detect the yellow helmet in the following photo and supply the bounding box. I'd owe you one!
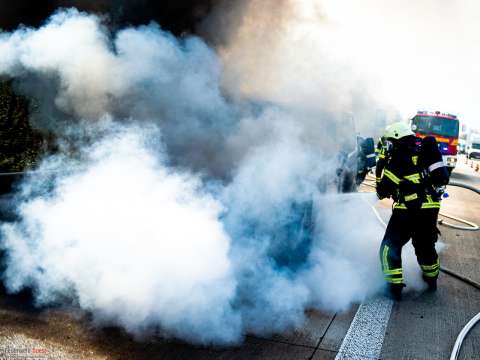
[384,122,415,140]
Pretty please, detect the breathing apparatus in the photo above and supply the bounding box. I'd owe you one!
[382,122,450,203]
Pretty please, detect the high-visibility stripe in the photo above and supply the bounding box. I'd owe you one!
[428,161,445,173]
[421,204,441,209]
[394,201,440,210]
[387,278,404,284]
[404,193,418,201]
[382,245,389,272]
[404,173,421,184]
[384,169,401,184]
[422,195,440,208]
[421,265,440,271]
[421,259,440,271]
[422,269,439,277]
[421,258,440,278]
[412,156,418,165]
[384,268,403,275]
[404,173,421,180]
[382,247,403,283]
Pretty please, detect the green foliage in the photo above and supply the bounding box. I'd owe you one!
[0,79,47,172]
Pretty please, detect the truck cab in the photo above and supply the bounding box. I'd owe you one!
[411,111,460,174]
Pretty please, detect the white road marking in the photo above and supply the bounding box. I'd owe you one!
[335,297,393,360]
[335,190,394,359]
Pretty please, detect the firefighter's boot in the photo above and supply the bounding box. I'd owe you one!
[422,275,437,292]
[385,283,405,301]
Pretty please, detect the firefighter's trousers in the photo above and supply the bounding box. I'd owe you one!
[379,208,440,285]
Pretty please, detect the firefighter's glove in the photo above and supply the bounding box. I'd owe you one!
[376,182,388,200]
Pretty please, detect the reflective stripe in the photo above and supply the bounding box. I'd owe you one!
[421,260,440,271]
[394,193,440,209]
[420,262,440,272]
[387,278,404,284]
[382,246,403,283]
[384,169,401,184]
[384,268,403,275]
[404,173,421,184]
[404,193,418,201]
[412,156,418,165]
[428,161,445,173]
[421,203,441,209]
[382,245,389,272]
[423,269,439,277]
[394,202,440,210]
[423,195,441,208]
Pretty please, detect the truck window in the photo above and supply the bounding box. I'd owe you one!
[412,116,459,137]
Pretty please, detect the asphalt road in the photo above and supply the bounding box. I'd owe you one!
[0,158,478,359]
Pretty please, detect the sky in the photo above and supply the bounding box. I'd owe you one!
[302,0,480,130]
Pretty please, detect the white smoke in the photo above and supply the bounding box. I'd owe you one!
[214,0,396,137]
[0,4,436,345]
[216,0,480,128]
[0,8,235,175]
[2,128,241,344]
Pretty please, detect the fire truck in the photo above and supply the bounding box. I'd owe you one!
[411,111,460,174]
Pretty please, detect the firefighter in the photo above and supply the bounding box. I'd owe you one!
[376,122,449,300]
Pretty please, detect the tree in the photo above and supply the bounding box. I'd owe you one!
[0,79,47,172]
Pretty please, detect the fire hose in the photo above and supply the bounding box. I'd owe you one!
[363,177,480,360]
[363,175,479,231]
[437,181,480,231]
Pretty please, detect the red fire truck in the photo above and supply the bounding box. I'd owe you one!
[411,111,460,174]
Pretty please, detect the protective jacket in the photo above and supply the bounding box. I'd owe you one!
[376,136,445,210]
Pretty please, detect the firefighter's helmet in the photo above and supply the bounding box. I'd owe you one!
[384,122,415,140]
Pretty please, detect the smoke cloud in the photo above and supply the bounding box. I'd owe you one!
[0,3,436,345]
[213,0,480,128]
[2,127,241,343]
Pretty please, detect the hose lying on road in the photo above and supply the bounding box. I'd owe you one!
[442,180,480,360]
[437,213,479,231]
[450,313,480,360]
[363,176,480,360]
[438,181,480,231]
[363,175,480,231]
